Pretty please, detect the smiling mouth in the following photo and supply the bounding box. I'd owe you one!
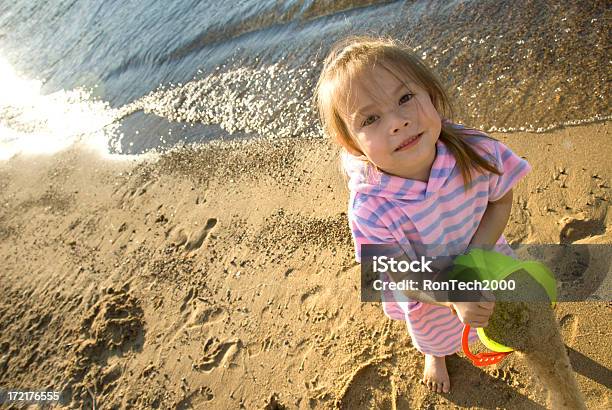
[395,133,423,151]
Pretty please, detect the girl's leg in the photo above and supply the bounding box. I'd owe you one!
[423,354,450,393]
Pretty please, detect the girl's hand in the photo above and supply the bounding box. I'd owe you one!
[449,291,495,328]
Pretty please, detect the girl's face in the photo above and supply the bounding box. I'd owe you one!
[343,66,442,181]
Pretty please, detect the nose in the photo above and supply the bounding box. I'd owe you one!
[392,121,410,133]
[390,113,411,134]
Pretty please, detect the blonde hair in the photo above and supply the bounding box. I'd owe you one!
[314,35,501,189]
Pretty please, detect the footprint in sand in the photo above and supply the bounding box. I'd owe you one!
[300,286,321,304]
[559,212,606,244]
[333,357,393,410]
[134,180,154,197]
[156,300,229,365]
[263,394,288,410]
[180,287,197,313]
[184,218,217,251]
[179,287,227,328]
[115,180,154,207]
[193,339,242,372]
[166,300,227,345]
[166,225,188,247]
[186,305,226,329]
[175,385,214,410]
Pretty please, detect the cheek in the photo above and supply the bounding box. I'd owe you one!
[430,120,441,142]
[424,103,441,121]
[432,114,442,130]
[362,134,386,152]
[354,131,372,147]
[359,139,377,155]
[417,95,440,120]
[426,108,442,134]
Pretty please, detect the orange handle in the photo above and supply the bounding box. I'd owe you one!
[462,325,511,367]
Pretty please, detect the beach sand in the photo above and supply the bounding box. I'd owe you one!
[0,122,610,409]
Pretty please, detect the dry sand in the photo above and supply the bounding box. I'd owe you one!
[0,122,610,409]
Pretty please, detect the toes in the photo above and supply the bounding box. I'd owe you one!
[423,377,450,393]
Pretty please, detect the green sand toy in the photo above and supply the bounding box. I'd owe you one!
[450,248,557,360]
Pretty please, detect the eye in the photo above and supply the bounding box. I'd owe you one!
[399,93,414,104]
[361,115,379,127]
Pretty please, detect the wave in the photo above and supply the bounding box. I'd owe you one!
[0,56,118,160]
[104,0,393,80]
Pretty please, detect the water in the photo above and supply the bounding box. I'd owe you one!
[0,0,609,159]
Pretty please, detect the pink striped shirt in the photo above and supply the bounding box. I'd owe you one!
[343,124,531,356]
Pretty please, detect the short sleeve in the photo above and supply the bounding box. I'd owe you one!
[488,141,531,202]
[349,195,406,263]
[348,194,423,317]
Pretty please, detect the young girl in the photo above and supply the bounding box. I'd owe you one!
[314,36,531,393]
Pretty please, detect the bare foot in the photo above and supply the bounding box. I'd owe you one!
[422,354,450,393]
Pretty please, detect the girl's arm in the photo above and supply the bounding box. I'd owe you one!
[469,189,514,248]
[437,188,514,328]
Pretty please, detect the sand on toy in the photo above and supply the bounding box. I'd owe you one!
[484,271,587,409]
